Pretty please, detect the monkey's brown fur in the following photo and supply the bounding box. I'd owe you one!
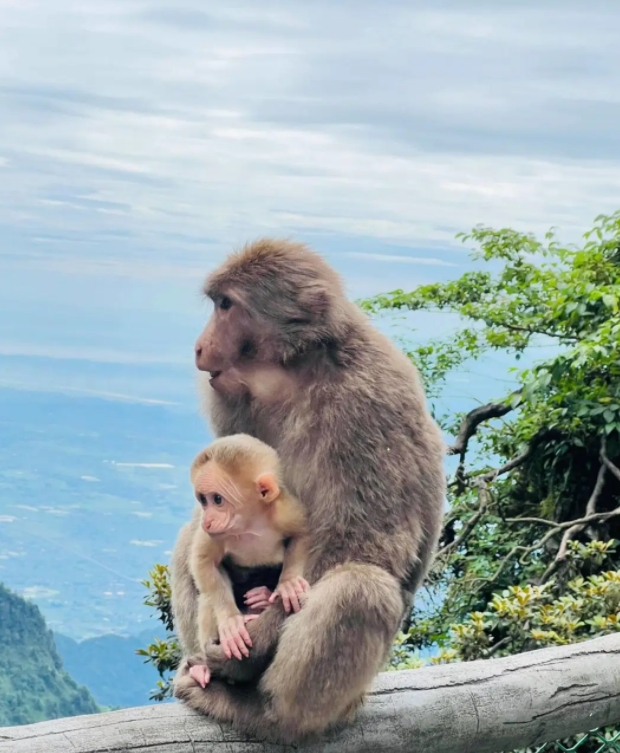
[172,239,446,743]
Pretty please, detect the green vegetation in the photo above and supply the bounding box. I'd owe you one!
[367,209,620,666]
[140,211,620,705]
[0,582,100,727]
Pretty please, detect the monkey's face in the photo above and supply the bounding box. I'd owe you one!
[194,461,246,537]
[194,290,275,395]
[194,242,345,393]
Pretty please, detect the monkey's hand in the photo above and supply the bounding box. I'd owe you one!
[218,615,253,661]
[269,575,310,613]
[243,586,273,613]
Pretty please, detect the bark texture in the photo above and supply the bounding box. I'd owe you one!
[1,633,619,753]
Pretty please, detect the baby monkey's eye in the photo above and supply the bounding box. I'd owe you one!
[197,493,207,506]
[213,493,224,506]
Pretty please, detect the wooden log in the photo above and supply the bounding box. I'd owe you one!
[1,633,619,753]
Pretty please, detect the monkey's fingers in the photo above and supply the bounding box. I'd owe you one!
[221,630,243,661]
[218,626,239,660]
[244,586,272,601]
[244,590,272,608]
[275,582,297,613]
[286,583,301,613]
[234,617,253,652]
[229,631,249,660]
[247,599,271,612]
[188,664,211,688]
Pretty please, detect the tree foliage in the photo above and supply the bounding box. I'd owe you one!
[140,210,620,696]
[367,209,620,667]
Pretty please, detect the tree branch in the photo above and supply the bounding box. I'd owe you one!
[447,391,521,456]
[500,322,579,342]
[3,635,620,753]
[479,445,533,483]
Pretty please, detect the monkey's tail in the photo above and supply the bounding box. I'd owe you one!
[260,562,404,741]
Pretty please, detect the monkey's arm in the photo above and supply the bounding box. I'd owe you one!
[270,496,310,613]
[190,537,254,661]
[170,521,201,656]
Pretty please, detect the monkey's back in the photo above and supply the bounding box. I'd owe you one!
[210,319,445,590]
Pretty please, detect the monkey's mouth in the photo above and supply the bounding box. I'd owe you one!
[209,371,222,382]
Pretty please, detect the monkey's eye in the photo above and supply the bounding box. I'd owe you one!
[197,494,207,506]
[240,340,256,358]
[213,493,224,506]
[219,296,233,311]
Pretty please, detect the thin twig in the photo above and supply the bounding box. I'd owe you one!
[437,479,490,558]
[480,445,534,483]
[539,464,607,584]
[601,437,620,482]
[485,636,511,658]
[501,322,579,342]
[477,506,620,590]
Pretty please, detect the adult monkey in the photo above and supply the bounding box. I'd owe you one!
[173,239,445,743]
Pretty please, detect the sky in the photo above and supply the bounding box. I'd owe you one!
[1,0,620,405]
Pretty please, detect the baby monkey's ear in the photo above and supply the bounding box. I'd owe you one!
[255,472,280,504]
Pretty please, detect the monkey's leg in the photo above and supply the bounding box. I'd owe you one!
[255,562,403,741]
[174,671,273,738]
[175,563,404,744]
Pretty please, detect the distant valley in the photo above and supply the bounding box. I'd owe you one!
[54,629,171,708]
[0,386,208,639]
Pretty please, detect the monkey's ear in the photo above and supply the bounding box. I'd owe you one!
[298,283,329,320]
[255,473,280,504]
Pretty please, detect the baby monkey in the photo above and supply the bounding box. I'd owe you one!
[186,433,309,687]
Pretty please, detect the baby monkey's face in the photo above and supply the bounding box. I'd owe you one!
[193,461,247,537]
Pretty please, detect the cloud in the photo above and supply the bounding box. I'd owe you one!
[22,586,60,599]
[111,462,175,469]
[0,342,187,365]
[0,0,618,268]
[130,540,164,547]
[0,516,17,523]
[344,253,457,266]
[0,0,619,402]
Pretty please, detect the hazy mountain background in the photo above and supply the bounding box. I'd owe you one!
[0,583,100,726]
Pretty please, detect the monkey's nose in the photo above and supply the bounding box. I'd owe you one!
[194,343,204,368]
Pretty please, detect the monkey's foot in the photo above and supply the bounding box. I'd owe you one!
[173,676,238,724]
[189,664,211,688]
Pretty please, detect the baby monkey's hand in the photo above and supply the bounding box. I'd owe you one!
[269,575,310,613]
[243,585,273,613]
[218,614,253,660]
